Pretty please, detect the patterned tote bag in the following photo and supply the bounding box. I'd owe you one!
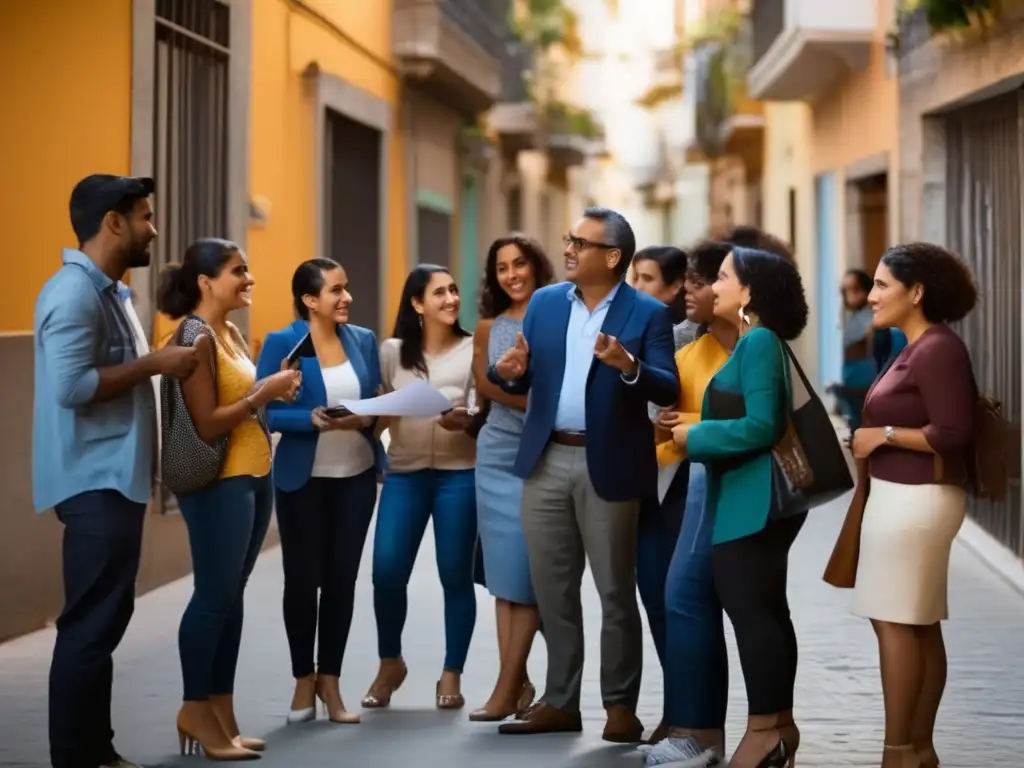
[160,315,228,494]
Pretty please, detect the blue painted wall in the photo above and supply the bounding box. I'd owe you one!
[815,172,843,392]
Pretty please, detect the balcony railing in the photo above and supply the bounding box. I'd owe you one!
[442,0,509,61]
[393,0,511,114]
[751,0,784,68]
[501,35,532,103]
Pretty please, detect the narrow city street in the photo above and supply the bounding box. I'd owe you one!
[2,497,1022,768]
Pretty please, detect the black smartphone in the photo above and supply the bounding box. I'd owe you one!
[285,332,315,369]
[323,405,353,419]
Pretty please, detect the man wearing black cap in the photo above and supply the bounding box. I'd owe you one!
[33,174,198,768]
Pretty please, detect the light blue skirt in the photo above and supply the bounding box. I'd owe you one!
[475,424,535,605]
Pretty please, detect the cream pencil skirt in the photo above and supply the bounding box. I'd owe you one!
[852,477,966,625]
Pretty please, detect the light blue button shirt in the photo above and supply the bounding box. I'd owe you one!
[32,249,155,512]
[553,282,622,433]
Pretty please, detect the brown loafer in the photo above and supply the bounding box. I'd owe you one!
[498,703,582,735]
[602,705,644,743]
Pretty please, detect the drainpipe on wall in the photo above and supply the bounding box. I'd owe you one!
[403,78,417,267]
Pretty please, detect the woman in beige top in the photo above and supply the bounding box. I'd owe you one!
[361,265,478,712]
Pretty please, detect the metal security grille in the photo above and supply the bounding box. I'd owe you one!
[153,0,230,270]
[945,89,1024,557]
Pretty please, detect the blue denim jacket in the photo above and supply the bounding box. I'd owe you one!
[32,250,156,512]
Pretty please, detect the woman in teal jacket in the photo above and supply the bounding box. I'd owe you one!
[670,246,809,768]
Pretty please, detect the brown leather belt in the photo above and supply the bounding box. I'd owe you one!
[551,431,586,447]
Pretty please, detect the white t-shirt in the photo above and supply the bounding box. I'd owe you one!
[311,362,376,478]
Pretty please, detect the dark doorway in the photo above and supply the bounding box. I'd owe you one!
[854,172,888,275]
[325,110,381,334]
[417,205,452,269]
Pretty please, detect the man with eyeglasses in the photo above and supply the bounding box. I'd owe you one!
[490,207,678,741]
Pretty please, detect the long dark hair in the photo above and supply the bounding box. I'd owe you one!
[632,245,688,322]
[291,258,342,319]
[392,264,470,375]
[479,233,554,319]
[156,238,240,319]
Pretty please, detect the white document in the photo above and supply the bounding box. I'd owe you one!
[338,379,453,418]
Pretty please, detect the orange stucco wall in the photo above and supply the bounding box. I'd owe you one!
[810,0,898,175]
[0,0,132,332]
[246,0,408,344]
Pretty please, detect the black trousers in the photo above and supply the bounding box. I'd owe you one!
[49,490,145,768]
[713,513,806,716]
[275,470,377,678]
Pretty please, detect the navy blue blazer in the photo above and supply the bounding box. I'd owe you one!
[256,320,386,493]
[490,281,678,501]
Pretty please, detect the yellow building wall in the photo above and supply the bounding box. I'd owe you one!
[245,0,408,345]
[0,0,132,333]
[762,101,816,379]
[809,2,898,176]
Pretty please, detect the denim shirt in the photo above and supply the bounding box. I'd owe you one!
[32,249,156,512]
[553,282,621,433]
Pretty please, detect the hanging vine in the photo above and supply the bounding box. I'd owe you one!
[694,43,733,159]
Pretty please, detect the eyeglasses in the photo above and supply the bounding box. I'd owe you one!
[563,234,617,252]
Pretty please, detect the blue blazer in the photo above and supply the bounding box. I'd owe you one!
[256,320,386,493]
[490,281,679,501]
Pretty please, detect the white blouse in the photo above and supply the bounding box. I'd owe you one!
[310,362,375,479]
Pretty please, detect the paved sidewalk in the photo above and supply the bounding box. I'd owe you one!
[2,497,1023,767]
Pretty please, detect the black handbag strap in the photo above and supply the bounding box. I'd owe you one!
[779,340,816,404]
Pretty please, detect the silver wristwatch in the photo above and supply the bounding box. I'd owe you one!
[884,425,895,443]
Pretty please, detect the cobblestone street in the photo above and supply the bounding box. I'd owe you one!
[1,496,1022,767]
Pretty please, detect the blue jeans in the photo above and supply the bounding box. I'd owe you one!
[636,462,689,670]
[177,474,273,701]
[372,468,477,671]
[663,463,728,729]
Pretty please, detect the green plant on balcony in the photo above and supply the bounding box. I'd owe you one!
[459,120,494,145]
[898,0,993,30]
[545,101,602,140]
[511,0,582,56]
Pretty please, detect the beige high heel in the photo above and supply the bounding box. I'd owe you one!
[176,708,260,761]
[315,674,360,724]
[361,660,408,708]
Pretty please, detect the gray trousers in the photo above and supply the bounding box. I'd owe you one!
[520,444,642,713]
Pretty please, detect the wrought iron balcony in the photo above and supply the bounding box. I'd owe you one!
[491,34,540,156]
[748,0,876,101]
[544,102,603,169]
[393,0,510,115]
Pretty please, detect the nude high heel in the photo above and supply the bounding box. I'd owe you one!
[176,707,260,761]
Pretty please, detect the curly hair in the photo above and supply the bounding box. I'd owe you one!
[731,246,808,341]
[687,240,733,283]
[722,225,794,262]
[479,233,555,319]
[880,242,977,324]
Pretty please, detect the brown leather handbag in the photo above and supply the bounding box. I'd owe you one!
[822,476,868,589]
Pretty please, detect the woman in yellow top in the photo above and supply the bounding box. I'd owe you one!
[643,240,738,767]
[157,239,300,760]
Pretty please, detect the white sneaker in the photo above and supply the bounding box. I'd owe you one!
[645,736,722,767]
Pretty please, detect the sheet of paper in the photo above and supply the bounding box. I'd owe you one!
[338,379,454,418]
